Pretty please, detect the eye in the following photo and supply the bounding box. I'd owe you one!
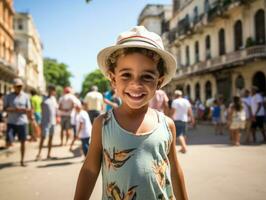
[120,72,131,79]
[141,74,155,82]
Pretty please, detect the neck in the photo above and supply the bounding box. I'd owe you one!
[118,104,149,118]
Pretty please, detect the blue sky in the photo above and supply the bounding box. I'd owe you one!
[14,0,172,92]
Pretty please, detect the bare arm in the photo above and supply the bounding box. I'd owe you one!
[166,116,188,200]
[103,98,118,108]
[74,115,104,200]
[187,107,195,126]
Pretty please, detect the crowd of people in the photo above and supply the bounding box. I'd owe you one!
[0,78,120,166]
[0,77,265,167]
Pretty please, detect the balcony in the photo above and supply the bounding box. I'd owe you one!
[177,17,192,38]
[175,45,266,78]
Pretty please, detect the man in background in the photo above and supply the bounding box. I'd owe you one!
[84,85,104,123]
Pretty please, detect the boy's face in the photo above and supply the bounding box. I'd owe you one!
[109,53,163,110]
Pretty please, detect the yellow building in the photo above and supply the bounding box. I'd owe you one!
[164,0,266,103]
[0,0,16,94]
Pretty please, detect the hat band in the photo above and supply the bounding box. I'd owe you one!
[117,36,162,49]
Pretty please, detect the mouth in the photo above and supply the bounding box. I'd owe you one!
[125,92,147,101]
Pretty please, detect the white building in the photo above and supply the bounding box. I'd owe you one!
[13,12,45,93]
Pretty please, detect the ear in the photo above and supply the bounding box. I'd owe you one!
[157,76,164,89]
[108,72,116,88]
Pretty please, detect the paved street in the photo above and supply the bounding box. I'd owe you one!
[0,124,266,200]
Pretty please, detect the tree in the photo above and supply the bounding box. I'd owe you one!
[43,58,72,96]
[81,69,110,97]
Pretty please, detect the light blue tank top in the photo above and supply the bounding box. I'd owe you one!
[101,110,174,200]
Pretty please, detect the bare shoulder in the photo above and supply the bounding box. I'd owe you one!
[164,115,175,132]
[91,113,106,134]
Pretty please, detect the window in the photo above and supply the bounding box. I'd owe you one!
[186,45,190,66]
[195,83,201,100]
[204,0,210,12]
[195,41,199,63]
[193,7,198,23]
[234,20,243,50]
[235,75,245,90]
[205,35,211,59]
[205,81,212,99]
[186,85,191,98]
[17,19,23,30]
[219,28,226,55]
[255,9,265,45]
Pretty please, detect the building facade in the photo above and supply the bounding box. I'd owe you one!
[138,4,172,35]
[140,0,266,104]
[14,12,45,93]
[0,0,16,94]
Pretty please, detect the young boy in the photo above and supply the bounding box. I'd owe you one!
[75,102,92,157]
[74,26,188,200]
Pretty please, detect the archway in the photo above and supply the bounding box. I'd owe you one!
[252,71,266,95]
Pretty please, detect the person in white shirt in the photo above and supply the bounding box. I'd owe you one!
[58,87,78,146]
[250,86,266,143]
[75,102,92,157]
[171,90,195,153]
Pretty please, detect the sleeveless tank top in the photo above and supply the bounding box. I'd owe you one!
[101,110,174,200]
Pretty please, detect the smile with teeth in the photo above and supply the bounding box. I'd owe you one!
[126,92,146,99]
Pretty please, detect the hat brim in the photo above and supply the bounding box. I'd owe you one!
[97,44,177,88]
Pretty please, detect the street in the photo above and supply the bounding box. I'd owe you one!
[0,124,266,200]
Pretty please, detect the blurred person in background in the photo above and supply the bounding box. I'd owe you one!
[4,78,31,166]
[211,99,223,135]
[69,95,82,152]
[219,97,226,135]
[241,89,252,144]
[149,89,169,114]
[75,101,92,157]
[58,86,77,146]
[250,86,266,143]
[84,85,104,123]
[104,89,120,111]
[36,85,58,160]
[227,96,246,146]
[171,90,195,153]
[29,89,42,141]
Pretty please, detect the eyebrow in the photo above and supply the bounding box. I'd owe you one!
[118,68,157,75]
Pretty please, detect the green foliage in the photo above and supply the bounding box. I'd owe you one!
[85,0,92,3]
[81,69,110,97]
[246,37,255,48]
[43,58,72,88]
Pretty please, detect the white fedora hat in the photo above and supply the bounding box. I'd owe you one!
[97,26,177,88]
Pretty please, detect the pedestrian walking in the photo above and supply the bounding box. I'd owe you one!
[74,26,188,200]
[69,95,82,151]
[84,85,104,123]
[75,102,92,157]
[36,85,58,160]
[227,96,246,146]
[58,86,77,146]
[30,89,42,141]
[211,99,223,135]
[171,90,195,153]
[250,86,266,142]
[3,78,31,166]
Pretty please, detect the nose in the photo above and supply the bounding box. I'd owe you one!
[129,76,143,88]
